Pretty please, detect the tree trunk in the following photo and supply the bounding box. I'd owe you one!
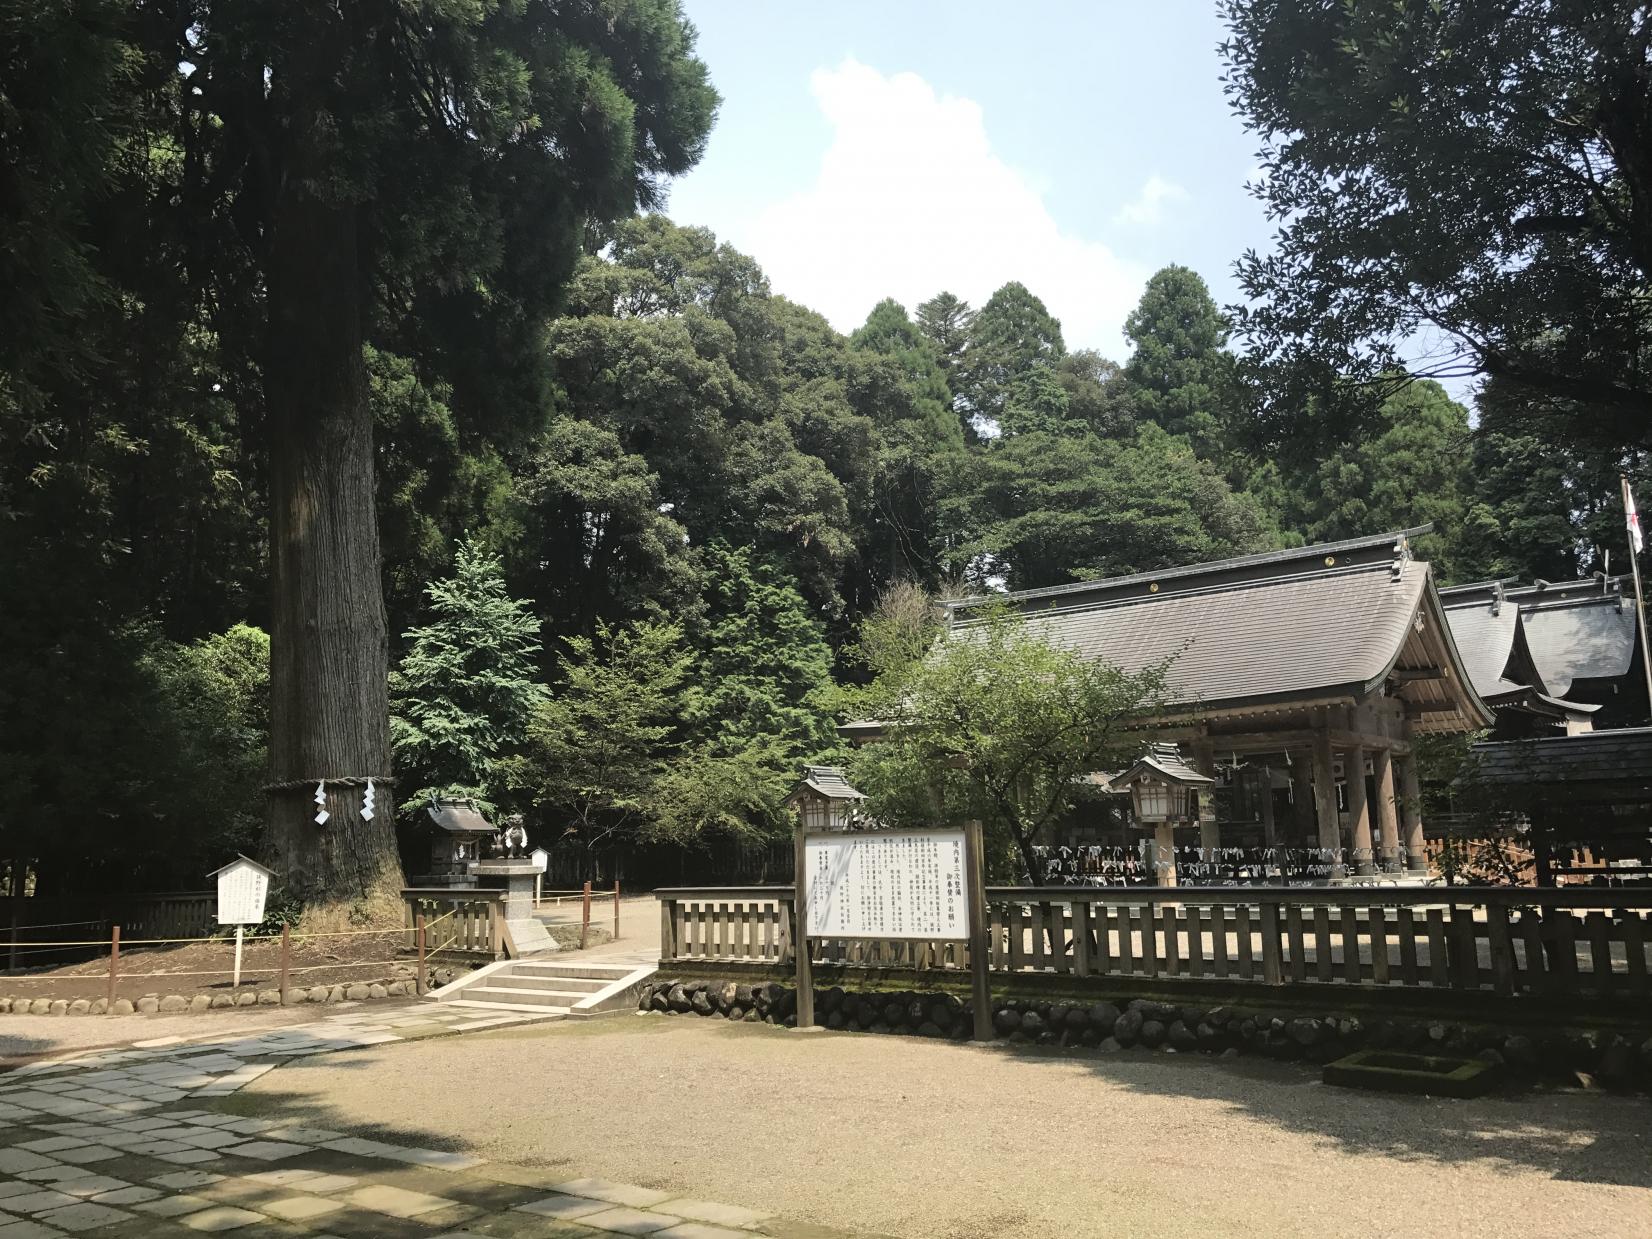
[261,176,404,920]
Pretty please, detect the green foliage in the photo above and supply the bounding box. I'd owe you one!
[957,281,1067,435]
[390,540,546,817]
[507,619,696,849]
[1124,265,1240,456]
[1222,0,1652,454]
[843,600,1169,883]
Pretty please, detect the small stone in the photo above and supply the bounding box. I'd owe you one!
[667,985,690,1013]
[1139,1019,1167,1048]
[211,994,235,1009]
[1428,1022,1450,1042]
[690,990,713,1016]
[236,991,257,1006]
[68,999,91,1016]
[734,983,754,1007]
[716,981,739,1012]
[385,981,405,997]
[994,1008,1023,1036]
[1599,1037,1636,1086]
[158,995,188,1013]
[1167,1020,1198,1051]
[1504,1034,1538,1070]
[824,1010,844,1030]
[367,983,388,999]
[1020,1010,1046,1037]
[742,1007,759,1022]
[650,990,669,1012]
[257,989,280,1005]
[1113,1009,1144,1046]
[89,998,107,1015]
[1220,1047,1241,1058]
[345,983,370,1001]
[112,998,134,1015]
[0,997,9,1012]
[1087,1001,1121,1031]
[47,998,67,1015]
[190,995,211,1012]
[1098,1036,1122,1053]
[1287,1017,1322,1047]
[918,1021,946,1038]
[308,986,329,1003]
[136,996,159,1014]
[1196,1022,1222,1049]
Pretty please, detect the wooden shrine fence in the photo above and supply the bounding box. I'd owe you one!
[656,885,1652,1003]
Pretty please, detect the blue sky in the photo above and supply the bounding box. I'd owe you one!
[665,2,1273,363]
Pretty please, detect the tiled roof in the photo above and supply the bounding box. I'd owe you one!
[1438,595,1524,699]
[426,798,494,835]
[952,531,1441,712]
[1118,743,1214,787]
[1473,727,1652,786]
[791,765,866,801]
[1521,598,1638,696]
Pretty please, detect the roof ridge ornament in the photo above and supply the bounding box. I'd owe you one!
[1391,533,1411,579]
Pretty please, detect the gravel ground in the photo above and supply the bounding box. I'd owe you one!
[227,1013,1652,1239]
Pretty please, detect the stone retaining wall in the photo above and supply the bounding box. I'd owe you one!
[640,978,1652,1090]
[0,968,468,1016]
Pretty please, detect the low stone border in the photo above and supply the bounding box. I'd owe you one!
[0,968,470,1016]
[641,978,1652,1091]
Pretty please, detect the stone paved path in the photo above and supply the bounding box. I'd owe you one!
[0,1005,855,1238]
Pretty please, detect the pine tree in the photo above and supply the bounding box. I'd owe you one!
[390,540,545,818]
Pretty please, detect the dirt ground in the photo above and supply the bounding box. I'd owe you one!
[0,931,423,1003]
[228,1012,1652,1239]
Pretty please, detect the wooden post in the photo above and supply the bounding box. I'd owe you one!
[793,822,815,1029]
[659,898,675,962]
[1311,727,1344,878]
[580,880,592,950]
[613,879,621,941]
[278,924,292,1004]
[416,913,427,995]
[1258,766,1277,853]
[232,925,245,989]
[1399,753,1428,873]
[106,925,120,1014]
[1153,822,1177,887]
[1191,739,1219,866]
[964,820,993,1041]
[1373,747,1401,872]
[1345,745,1375,877]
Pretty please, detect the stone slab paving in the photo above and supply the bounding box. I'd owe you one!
[0,1011,865,1239]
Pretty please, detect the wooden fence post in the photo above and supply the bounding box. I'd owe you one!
[964,820,993,1041]
[613,879,621,941]
[416,913,427,996]
[278,924,292,1005]
[106,925,120,1014]
[580,880,592,950]
[793,823,815,1028]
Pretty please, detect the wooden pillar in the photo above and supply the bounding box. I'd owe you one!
[1289,755,1315,845]
[1258,766,1278,851]
[792,823,815,1027]
[1311,728,1345,879]
[1192,739,1219,865]
[1154,821,1177,887]
[1372,747,1401,873]
[1398,754,1427,873]
[1344,745,1374,876]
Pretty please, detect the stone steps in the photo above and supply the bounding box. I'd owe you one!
[427,959,655,1016]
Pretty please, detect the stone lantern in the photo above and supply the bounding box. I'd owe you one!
[785,766,866,833]
[1115,743,1216,887]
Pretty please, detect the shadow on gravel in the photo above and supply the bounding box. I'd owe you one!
[1024,1040,1652,1189]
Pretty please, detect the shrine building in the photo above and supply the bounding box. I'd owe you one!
[845,528,1492,883]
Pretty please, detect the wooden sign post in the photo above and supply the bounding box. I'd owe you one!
[793,820,992,1040]
[209,855,275,991]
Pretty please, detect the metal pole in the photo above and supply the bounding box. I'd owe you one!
[580,880,591,950]
[106,925,120,1014]
[1622,474,1652,717]
[232,925,244,990]
[278,924,291,1004]
[613,879,620,940]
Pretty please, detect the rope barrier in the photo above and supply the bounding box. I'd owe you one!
[260,775,397,794]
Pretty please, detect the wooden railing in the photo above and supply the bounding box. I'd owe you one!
[656,885,1652,1001]
[402,888,507,957]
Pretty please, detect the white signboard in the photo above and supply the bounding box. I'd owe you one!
[214,858,271,925]
[804,830,968,941]
[529,848,549,874]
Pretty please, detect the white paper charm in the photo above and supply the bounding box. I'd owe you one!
[361,777,376,821]
[313,779,330,827]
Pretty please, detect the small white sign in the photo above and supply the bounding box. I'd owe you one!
[211,856,273,925]
[804,830,968,941]
[529,848,549,874]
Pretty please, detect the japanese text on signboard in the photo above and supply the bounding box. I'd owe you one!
[804,830,968,941]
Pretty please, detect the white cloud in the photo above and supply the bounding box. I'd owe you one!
[1112,174,1189,228]
[738,59,1149,357]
